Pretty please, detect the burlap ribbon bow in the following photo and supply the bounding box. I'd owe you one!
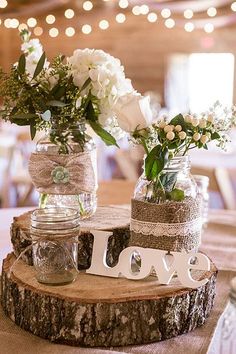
[28,151,97,195]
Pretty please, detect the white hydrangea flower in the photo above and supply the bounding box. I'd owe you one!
[67,48,134,132]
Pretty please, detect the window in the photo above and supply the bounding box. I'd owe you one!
[166,53,234,113]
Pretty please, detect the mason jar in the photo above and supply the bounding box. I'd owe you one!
[131,155,202,254]
[31,207,79,285]
[29,123,97,219]
[193,175,209,227]
[219,277,236,353]
[134,155,198,203]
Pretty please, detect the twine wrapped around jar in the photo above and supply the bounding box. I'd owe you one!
[28,150,98,195]
[129,197,202,252]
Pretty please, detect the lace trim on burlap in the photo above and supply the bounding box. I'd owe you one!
[130,217,202,238]
[130,197,202,252]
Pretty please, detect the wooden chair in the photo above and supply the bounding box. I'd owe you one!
[114,147,144,181]
[98,180,136,206]
[11,132,35,207]
[191,166,236,210]
[0,140,14,207]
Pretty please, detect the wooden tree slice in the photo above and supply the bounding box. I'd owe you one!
[1,253,217,347]
[10,206,130,269]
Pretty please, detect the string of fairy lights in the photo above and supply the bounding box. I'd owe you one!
[0,0,236,37]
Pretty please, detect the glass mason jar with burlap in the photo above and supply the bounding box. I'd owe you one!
[31,207,79,285]
[132,155,202,253]
[28,123,97,219]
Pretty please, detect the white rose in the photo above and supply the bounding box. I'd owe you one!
[114,93,153,132]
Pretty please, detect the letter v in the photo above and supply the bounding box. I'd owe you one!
[150,250,177,284]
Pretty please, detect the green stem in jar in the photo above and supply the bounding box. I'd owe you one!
[39,193,48,208]
[77,195,85,217]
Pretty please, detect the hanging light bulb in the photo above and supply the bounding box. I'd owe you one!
[207,7,217,17]
[161,8,171,19]
[140,5,149,15]
[82,24,92,34]
[65,27,75,37]
[34,27,43,36]
[46,15,56,24]
[184,22,194,32]
[147,12,157,23]
[116,13,126,23]
[11,19,19,28]
[165,18,175,28]
[49,27,59,37]
[18,23,28,31]
[99,20,109,30]
[27,17,37,28]
[83,1,93,11]
[0,0,8,9]
[232,2,236,11]
[132,6,140,16]
[64,9,75,19]
[204,23,214,33]
[184,9,193,19]
[119,0,128,9]
[4,18,11,28]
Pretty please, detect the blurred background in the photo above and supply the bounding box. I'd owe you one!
[0,0,236,209]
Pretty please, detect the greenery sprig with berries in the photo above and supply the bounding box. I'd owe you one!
[132,110,234,203]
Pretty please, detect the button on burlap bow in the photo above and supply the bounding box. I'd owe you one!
[28,151,97,195]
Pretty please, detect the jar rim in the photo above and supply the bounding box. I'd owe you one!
[163,155,190,172]
[193,175,210,185]
[31,207,80,230]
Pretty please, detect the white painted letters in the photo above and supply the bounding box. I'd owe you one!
[86,230,210,289]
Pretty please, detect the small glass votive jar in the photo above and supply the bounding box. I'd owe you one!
[31,207,80,285]
[193,175,209,226]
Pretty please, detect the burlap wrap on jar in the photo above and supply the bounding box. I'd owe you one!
[28,150,98,195]
[130,197,202,252]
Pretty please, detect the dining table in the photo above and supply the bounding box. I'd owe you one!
[0,204,236,354]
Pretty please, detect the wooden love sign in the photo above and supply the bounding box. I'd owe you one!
[86,230,210,289]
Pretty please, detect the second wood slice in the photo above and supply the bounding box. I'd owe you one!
[10,206,130,269]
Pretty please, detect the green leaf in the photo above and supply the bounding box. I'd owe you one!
[30,120,37,140]
[60,55,65,62]
[211,132,220,140]
[169,188,185,202]
[145,145,164,181]
[11,113,37,120]
[79,77,91,93]
[18,54,26,75]
[11,119,31,126]
[85,100,97,122]
[32,52,46,79]
[47,100,67,107]
[89,121,118,147]
[160,171,177,192]
[54,86,66,100]
[170,114,186,130]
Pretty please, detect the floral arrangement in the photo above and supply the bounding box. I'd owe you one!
[0,30,152,153]
[132,103,236,203]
